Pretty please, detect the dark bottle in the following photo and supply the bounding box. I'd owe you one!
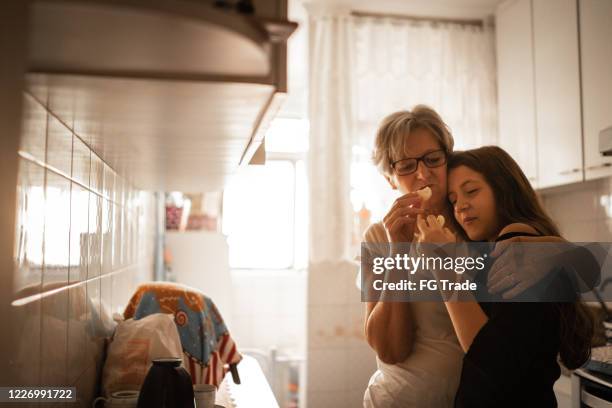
[137,358,195,408]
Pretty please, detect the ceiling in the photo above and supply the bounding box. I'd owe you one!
[301,0,504,20]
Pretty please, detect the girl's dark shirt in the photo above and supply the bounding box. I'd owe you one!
[454,231,576,408]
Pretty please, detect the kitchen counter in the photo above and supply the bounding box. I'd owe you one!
[216,355,279,408]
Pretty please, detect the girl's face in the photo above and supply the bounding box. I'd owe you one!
[447,165,500,241]
[387,128,447,209]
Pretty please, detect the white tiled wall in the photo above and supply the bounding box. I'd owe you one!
[11,92,156,407]
[542,178,612,309]
[231,270,307,355]
[541,178,612,241]
[230,270,307,405]
[306,260,378,408]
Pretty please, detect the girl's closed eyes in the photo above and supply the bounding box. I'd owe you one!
[447,167,500,242]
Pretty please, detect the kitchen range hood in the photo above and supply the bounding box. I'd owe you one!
[25,0,297,192]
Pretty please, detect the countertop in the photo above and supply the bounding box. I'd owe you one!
[216,355,279,408]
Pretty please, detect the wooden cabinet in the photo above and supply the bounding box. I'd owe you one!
[580,0,612,180]
[532,0,583,188]
[495,0,611,189]
[496,0,539,185]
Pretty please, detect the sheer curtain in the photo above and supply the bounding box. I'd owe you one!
[308,7,356,263]
[309,12,498,263]
[350,16,498,232]
[353,17,497,151]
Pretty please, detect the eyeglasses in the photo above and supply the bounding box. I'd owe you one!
[391,149,447,176]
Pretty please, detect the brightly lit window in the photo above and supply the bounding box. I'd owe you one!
[222,118,309,270]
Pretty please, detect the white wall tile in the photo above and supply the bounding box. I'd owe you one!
[41,289,68,385]
[347,389,368,407]
[72,135,90,188]
[308,260,358,306]
[279,275,307,317]
[306,390,349,408]
[307,304,350,350]
[252,315,283,350]
[230,271,306,356]
[253,280,282,316]
[542,178,612,240]
[279,315,305,352]
[20,94,47,163]
[560,220,602,241]
[46,113,72,177]
[599,220,612,241]
[347,302,368,349]
[231,316,254,348]
[306,348,348,392]
[347,345,377,394]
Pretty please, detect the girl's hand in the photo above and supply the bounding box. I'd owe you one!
[415,214,456,244]
[382,192,426,243]
[415,214,458,297]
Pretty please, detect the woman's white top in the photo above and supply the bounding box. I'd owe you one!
[363,222,464,408]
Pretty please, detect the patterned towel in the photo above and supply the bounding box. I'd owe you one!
[124,282,242,387]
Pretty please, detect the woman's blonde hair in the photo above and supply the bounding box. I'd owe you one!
[372,105,454,176]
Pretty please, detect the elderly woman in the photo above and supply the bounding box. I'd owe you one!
[363,105,463,407]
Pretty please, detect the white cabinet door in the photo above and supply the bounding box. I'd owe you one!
[533,0,584,188]
[496,0,539,186]
[580,0,612,180]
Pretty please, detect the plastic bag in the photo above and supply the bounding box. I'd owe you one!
[101,313,183,396]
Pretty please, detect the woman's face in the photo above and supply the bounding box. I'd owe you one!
[388,128,447,209]
[447,165,500,241]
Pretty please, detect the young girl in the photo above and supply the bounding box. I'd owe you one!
[417,146,593,407]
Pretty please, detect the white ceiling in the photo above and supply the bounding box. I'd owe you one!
[302,0,504,20]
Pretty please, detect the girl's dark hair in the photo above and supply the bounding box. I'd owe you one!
[447,146,559,237]
[448,145,593,369]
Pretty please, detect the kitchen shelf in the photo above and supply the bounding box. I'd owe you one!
[26,0,297,192]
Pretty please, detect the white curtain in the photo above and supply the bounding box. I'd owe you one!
[308,8,356,263]
[353,17,498,151]
[308,13,498,262]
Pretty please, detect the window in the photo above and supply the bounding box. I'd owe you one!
[222,118,309,270]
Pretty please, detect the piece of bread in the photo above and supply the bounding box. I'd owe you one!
[416,186,432,201]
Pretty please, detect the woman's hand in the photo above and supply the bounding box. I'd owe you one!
[487,235,565,298]
[415,214,456,244]
[382,192,426,243]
